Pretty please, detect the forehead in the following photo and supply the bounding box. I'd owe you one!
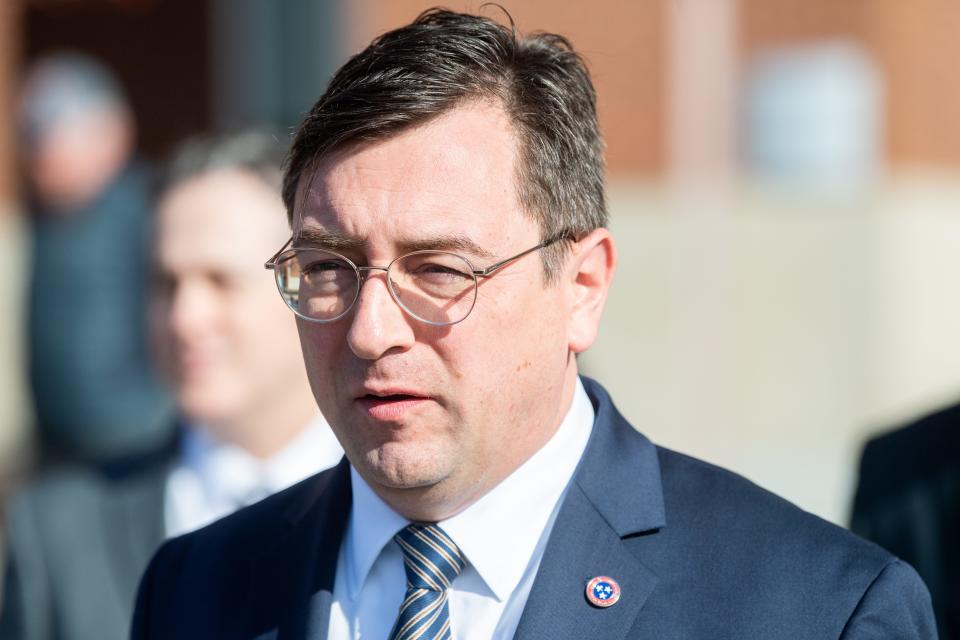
[156,169,288,268]
[295,101,532,249]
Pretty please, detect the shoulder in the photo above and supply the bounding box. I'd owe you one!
[9,466,109,511]
[1,461,173,639]
[8,462,157,525]
[132,463,348,638]
[5,429,178,540]
[656,446,889,568]
[574,378,936,636]
[4,460,169,565]
[141,461,344,579]
[650,447,934,635]
[584,377,891,572]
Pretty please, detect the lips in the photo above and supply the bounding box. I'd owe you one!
[354,387,432,421]
[175,350,215,376]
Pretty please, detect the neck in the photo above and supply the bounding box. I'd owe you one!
[377,363,580,523]
[206,381,319,460]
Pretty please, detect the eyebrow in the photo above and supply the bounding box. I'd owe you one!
[294,227,495,259]
[294,228,365,252]
[399,235,495,258]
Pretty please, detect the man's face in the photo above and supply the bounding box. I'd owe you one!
[295,101,579,517]
[27,109,131,211]
[153,169,306,436]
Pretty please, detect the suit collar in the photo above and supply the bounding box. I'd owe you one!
[574,376,666,536]
[513,376,664,639]
[247,458,352,640]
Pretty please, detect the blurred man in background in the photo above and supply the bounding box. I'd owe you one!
[18,53,171,463]
[852,403,960,640]
[0,132,343,640]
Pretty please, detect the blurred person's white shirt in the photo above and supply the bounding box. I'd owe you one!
[165,415,343,537]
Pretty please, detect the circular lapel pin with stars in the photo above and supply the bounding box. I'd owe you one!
[585,575,621,608]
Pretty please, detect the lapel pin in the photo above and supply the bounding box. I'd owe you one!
[585,575,621,608]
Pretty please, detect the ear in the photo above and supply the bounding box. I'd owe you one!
[565,228,616,354]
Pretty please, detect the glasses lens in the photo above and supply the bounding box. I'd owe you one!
[390,251,477,325]
[274,249,359,322]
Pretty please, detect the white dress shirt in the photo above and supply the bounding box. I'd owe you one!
[164,414,343,537]
[327,378,595,639]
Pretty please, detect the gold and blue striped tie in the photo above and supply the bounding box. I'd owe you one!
[389,524,465,640]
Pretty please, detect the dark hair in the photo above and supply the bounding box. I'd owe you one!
[165,130,287,195]
[283,7,606,281]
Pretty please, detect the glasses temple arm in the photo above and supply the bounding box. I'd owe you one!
[473,233,573,277]
[264,237,293,270]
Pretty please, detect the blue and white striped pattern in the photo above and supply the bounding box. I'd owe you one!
[389,524,465,640]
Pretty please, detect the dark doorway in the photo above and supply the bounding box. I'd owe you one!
[23,0,212,161]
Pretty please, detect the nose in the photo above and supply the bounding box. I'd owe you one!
[167,279,219,343]
[346,270,416,360]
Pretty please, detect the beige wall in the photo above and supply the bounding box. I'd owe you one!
[0,212,30,480]
[0,0,27,482]
[585,179,960,524]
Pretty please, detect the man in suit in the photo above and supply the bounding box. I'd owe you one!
[19,53,172,462]
[852,401,960,639]
[0,133,342,640]
[132,10,937,639]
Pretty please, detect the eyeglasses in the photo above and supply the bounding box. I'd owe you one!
[263,233,569,326]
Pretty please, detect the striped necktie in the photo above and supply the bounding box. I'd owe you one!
[389,523,466,640]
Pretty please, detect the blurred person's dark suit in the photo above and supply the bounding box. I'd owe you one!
[28,159,172,459]
[852,400,960,640]
[0,446,173,640]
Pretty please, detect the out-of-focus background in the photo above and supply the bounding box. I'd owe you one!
[1,0,959,526]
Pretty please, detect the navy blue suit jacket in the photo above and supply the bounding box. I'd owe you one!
[132,378,936,639]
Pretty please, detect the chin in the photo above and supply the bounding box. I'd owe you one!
[359,444,450,491]
[177,391,238,428]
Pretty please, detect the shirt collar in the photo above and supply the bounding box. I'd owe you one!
[183,413,343,505]
[346,377,595,601]
[346,466,410,599]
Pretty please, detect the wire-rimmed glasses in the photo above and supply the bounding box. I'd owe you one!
[263,233,569,326]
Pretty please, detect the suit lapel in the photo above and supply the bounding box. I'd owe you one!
[246,458,352,640]
[514,377,666,640]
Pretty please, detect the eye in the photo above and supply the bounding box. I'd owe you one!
[302,259,351,274]
[395,254,475,291]
[299,255,354,282]
[408,261,473,285]
[151,272,175,296]
[413,262,471,278]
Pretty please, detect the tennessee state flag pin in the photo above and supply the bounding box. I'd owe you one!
[585,576,621,608]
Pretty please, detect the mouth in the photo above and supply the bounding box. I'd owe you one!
[175,351,213,376]
[355,389,432,421]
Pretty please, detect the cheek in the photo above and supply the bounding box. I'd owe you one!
[220,290,286,362]
[472,291,567,395]
[296,322,344,384]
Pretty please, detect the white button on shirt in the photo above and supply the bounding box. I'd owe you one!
[327,378,595,639]
[164,414,344,537]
